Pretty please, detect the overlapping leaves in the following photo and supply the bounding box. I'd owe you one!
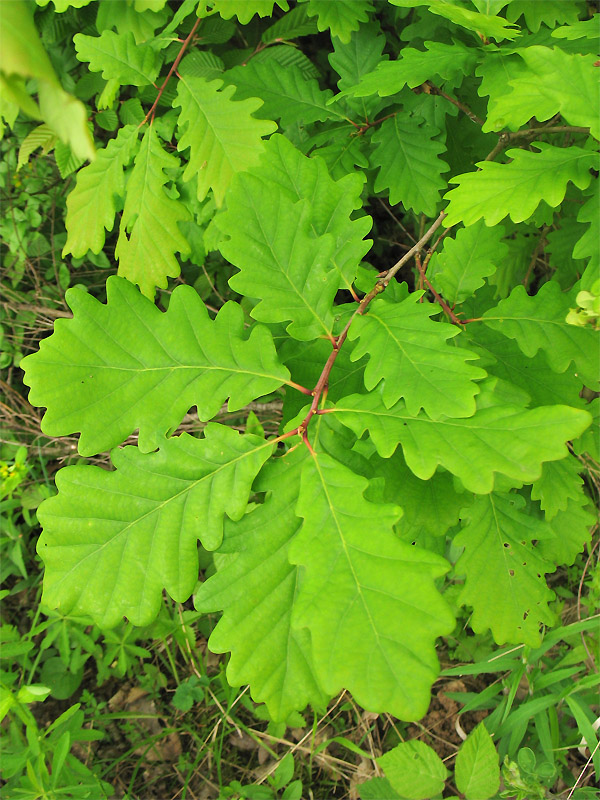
[21,276,290,455]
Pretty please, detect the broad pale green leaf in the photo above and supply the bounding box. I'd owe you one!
[218,171,339,341]
[1,0,57,82]
[531,456,584,520]
[390,0,520,41]
[230,135,372,292]
[73,31,160,86]
[454,723,500,800]
[63,125,139,258]
[334,390,591,493]
[289,453,454,719]
[226,62,340,127]
[21,276,290,456]
[428,221,508,304]
[358,777,401,800]
[481,281,599,388]
[573,398,599,461]
[195,449,328,721]
[454,493,555,645]
[483,47,600,139]
[540,497,594,566]
[552,17,600,41]
[378,740,448,800]
[505,0,582,32]
[348,293,485,417]
[173,75,277,206]
[115,127,190,297]
[37,81,95,163]
[37,426,273,627]
[371,116,448,215]
[444,144,598,227]
[335,40,476,100]
[304,0,374,43]
[202,0,289,24]
[36,0,94,9]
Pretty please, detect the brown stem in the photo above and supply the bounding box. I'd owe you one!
[380,211,447,286]
[425,82,484,126]
[141,17,201,126]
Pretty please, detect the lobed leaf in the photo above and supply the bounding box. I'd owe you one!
[173,75,277,206]
[63,125,139,258]
[37,426,273,627]
[304,0,374,43]
[444,144,598,227]
[483,47,600,139]
[390,0,520,41]
[428,221,508,304]
[195,449,329,721]
[531,456,584,520]
[370,116,448,215]
[115,127,191,297]
[21,276,290,456]
[334,390,591,493]
[481,281,599,388]
[73,30,160,86]
[203,0,289,25]
[289,453,454,720]
[454,492,556,646]
[218,169,339,341]
[225,61,340,127]
[348,293,485,418]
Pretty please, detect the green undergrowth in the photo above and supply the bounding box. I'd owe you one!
[1,0,600,798]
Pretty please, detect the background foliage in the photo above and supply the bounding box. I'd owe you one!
[1,0,599,798]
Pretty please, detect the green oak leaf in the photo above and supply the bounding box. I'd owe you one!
[444,144,598,227]
[63,125,139,258]
[370,116,449,216]
[195,448,329,721]
[573,188,599,288]
[505,0,582,32]
[174,75,277,206]
[531,456,584,520]
[348,293,485,418]
[454,723,500,800]
[329,21,387,116]
[289,453,454,720]
[37,426,273,627]
[483,47,599,139]
[21,276,290,456]
[481,281,599,388]
[73,30,160,86]
[304,0,374,43]
[201,0,289,25]
[225,61,341,127]
[454,492,556,646]
[334,390,591,493]
[334,40,476,100]
[390,0,520,41]
[227,134,372,293]
[218,171,339,341]
[115,127,191,297]
[539,496,595,566]
[428,221,508,304]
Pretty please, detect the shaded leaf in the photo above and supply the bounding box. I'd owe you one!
[37,426,273,627]
[334,389,591,493]
[481,281,599,388]
[21,276,290,456]
[531,456,584,520]
[304,0,374,43]
[390,0,520,41]
[454,493,555,645]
